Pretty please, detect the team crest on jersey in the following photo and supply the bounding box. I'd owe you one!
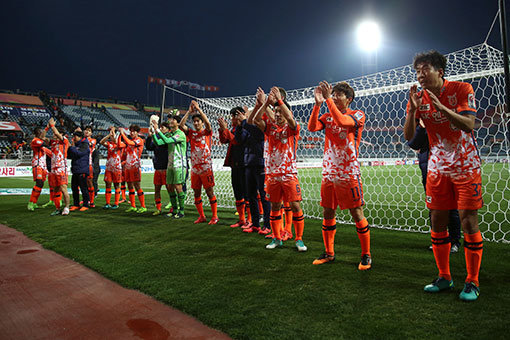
[468,93,476,109]
[339,131,347,139]
[419,104,430,111]
[354,111,363,120]
[447,94,457,107]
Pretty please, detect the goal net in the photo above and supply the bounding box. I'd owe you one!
[163,43,510,243]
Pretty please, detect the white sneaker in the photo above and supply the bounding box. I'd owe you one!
[61,207,70,216]
[295,240,307,252]
[266,238,283,249]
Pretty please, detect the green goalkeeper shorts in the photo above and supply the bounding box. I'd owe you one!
[166,167,187,185]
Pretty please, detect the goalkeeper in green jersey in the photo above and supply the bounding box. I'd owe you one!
[151,115,188,218]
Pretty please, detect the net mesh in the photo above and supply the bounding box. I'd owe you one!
[164,43,510,243]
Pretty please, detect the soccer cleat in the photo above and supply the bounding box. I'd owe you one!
[243,226,260,233]
[165,202,172,210]
[50,209,61,216]
[424,277,454,293]
[110,205,119,210]
[230,221,245,228]
[33,203,39,209]
[125,207,137,212]
[27,202,35,211]
[69,206,80,211]
[358,254,372,271]
[258,227,271,235]
[152,210,162,216]
[137,207,148,213]
[282,230,293,241]
[313,253,335,265]
[61,207,70,216]
[119,199,126,204]
[89,203,96,208]
[103,204,112,210]
[241,222,252,229]
[79,206,89,212]
[173,212,184,219]
[208,217,219,225]
[266,238,283,249]
[194,216,207,224]
[459,282,480,302]
[41,200,54,208]
[295,240,307,252]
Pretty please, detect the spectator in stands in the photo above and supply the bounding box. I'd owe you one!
[407,119,461,253]
[68,130,90,211]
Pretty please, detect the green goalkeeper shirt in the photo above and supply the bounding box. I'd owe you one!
[153,129,187,170]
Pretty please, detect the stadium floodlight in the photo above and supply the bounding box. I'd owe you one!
[356,21,381,52]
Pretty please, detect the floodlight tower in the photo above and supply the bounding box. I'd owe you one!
[357,21,381,75]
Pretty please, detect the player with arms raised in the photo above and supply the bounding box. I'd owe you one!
[308,81,372,270]
[252,87,307,251]
[179,100,218,225]
[404,50,483,301]
[47,117,71,216]
[27,126,51,211]
[99,127,125,209]
[120,125,147,213]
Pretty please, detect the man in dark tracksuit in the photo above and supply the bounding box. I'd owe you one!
[68,130,90,211]
[146,124,170,215]
[219,107,250,228]
[92,147,100,195]
[408,123,461,252]
[235,115,271,234]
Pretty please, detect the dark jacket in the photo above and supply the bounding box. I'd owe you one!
[235,119,265,168]
[68,137,90,175]
[219,126,247,168]
[92,148,100,173]
[407,125,428,188]
[146,134,168,170]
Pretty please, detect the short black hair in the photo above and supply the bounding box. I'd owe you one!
[129,124,140,132]
[332,82,355,100]
[84,125,93,132]
[73,130,84,138]
[33,127,43,137]
[413,50,447,73]
[191,114,203,122]
[230,106,244,116]
[161,122,171,130]
[167,115,181,123]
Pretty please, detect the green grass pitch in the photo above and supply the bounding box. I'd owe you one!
[0,163,509,339]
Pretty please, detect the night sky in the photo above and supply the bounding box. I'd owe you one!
[1,0,505,104]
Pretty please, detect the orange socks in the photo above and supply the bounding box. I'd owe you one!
[155,198,161,211]
[209,196,218,218]
[54,192,62,209]
[88,186,95,204]
[284,203,293,233]
[356,218,371,256]
[129,190,136,208]
[235,199,246,223]
[245,201,252,223]
[270,211,283,240]
[105,188,112,205]
[114,188,120,205]
[464,231,483,286]
[195,197,205,218]
[293,210,304,241]
[121,184,126,200]
[137,190,145,208]
[431,230,451,281]
[322,218,336,256]
[30,186,42,203]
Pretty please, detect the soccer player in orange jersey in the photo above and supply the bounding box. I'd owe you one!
[47,118,71,216]
[252,87,307,251]
[308,81,372,270]
[403,50,483,301]
[27,126,50,211]
[84,126,97,207]
[179,100,219,225]
[99,127,125,210]
[120,125,147,213]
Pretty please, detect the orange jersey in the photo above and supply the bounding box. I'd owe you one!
[407,79,479,180]
[87,137,96,166]
[50,137,69,175]
[124,136,144,170]
[105,141,124,172]
[31,137,47,171]
[264,121,300,177]
[186,128,212,174]
[318,107,365,180]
